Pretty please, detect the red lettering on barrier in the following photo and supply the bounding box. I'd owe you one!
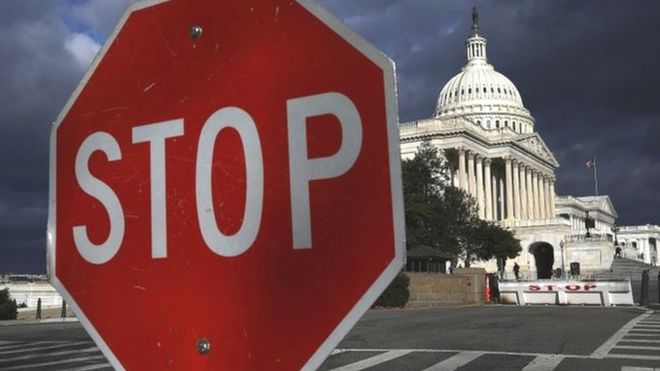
[565,284,581,291]
[584,284,597,291]
[546,285,555,291]
[529,285,541,291]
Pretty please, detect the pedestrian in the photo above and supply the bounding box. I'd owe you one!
[513,262,520,280]
[615,246,621,258]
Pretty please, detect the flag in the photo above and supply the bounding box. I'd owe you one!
[585,158,595,168]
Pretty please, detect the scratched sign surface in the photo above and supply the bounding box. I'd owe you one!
[48,0,404,369]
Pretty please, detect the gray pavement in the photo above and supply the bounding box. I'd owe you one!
[2,306,660,370]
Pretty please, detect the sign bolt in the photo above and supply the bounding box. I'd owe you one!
[196,337,211,354]
[190,25,203,40]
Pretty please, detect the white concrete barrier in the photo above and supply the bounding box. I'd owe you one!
[499,280,633,306]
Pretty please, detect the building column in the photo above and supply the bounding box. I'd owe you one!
[458,148,467,191]
[499,174,505,221]
[484,158,493,220]
[532,170,539,219]
[526,167,534,219]
[520,165,528,220]
[544,179,552,219]
[476,155,484,219]
[539,174,547,219]
[513,160,521,220]
[549,179,556,218]
[505,157,514,220]
[467,152,476,196]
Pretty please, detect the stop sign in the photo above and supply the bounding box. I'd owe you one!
[48,0,403,369]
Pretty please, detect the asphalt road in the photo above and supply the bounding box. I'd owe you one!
[2,306,660,370]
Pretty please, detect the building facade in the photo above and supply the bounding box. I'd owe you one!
[399,11,631,278]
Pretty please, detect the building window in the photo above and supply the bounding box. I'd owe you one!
[491,87,494,93]
[468,88,472,94]
[477,120,481,126]
[461,89,464,95]
[483,87,487,93]
[497,87,501,93]
[496,120,500,128]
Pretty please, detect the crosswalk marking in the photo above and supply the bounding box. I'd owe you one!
[0,345,100,363]
[6,355,109,370]
[521,354,565,371]
[606,354,660,361]
[421,351,483,371]
[621,367,659,371]
[614,344,660,351]
[68,363,113,371]
[328,350,413,370]
[0,341,90,356]
[619,339,660,343]
[592,311,652,358]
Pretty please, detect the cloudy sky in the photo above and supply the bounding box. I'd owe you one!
[1,0,659,273]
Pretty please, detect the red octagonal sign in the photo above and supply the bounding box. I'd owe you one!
[48,0,404,369]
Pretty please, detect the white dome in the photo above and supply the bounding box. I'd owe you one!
[434,30,535,133]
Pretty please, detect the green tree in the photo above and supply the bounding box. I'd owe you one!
[402,140,521,266]
[459,219,521,267]
[0,288,17,320]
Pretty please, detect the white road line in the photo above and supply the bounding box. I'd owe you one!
[421,351,484,371]
[0,341,59,351]
[5,355,108,370]
[629,329,660,333]
[614,345,660,351]
[335,348,589,359]
[521,354,565,371]
[635,325,660,328]
[591,311,652,358]
[606,354,660,361]
[624,333,660,337]
[619,339,660,343]
[329,350,412,371]
[0,346,99,363]
[620,366,658,371]
[0,341,90,355]
[68,363,113,371]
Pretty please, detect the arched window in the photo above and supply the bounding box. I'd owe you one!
[483,87,487,93]
[505,120,508,127]
[477,120,481,126]
[461,89,464,95]
[496,120,500,128]
[497,87,501,93]
[468,88,472,94]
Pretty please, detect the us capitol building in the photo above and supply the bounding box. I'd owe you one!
[399,11,659,278]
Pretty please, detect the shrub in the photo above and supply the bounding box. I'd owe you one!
[373,272,410,308]
[0,289,17,320]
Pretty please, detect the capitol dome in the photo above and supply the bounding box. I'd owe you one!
[434,16,535,134]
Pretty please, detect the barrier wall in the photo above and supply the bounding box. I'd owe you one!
[499,280,633,306]
[407,268,486,308]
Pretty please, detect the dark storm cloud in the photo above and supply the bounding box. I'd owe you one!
[0,1,91,273]
[320,0,660,225]
[1,0,658,272]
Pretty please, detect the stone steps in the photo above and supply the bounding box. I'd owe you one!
[593,257,660,281]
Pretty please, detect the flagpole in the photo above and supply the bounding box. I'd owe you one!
[593,156,599,196]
